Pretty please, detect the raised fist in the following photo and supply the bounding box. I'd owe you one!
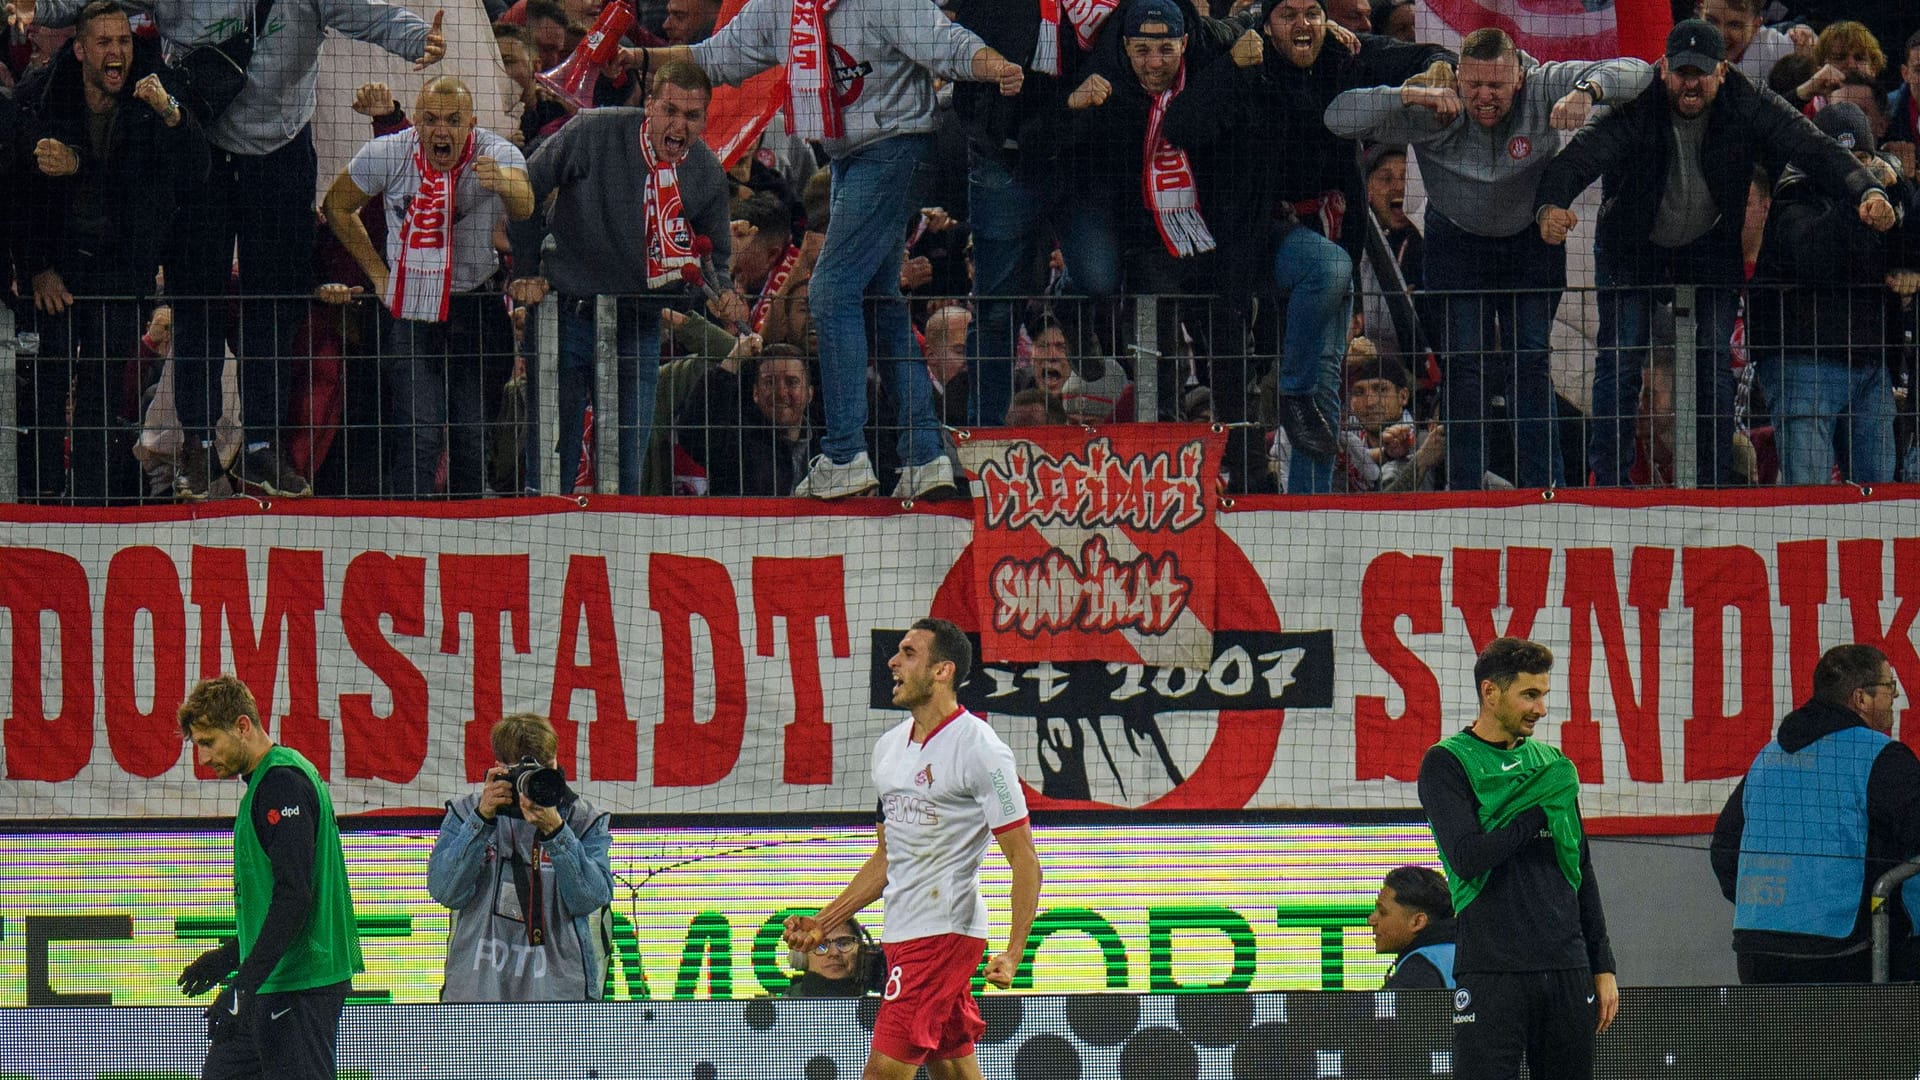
[34,137,77,177]
[474,156,507,193]
[133,74,173,117]
[1068,73,1112,109]
[352,82,396,117]
[1232,29,1263,68]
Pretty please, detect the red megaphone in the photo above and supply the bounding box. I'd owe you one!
[535,0,636,113]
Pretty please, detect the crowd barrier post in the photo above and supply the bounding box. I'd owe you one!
[536,297,562,495]
[1132,295,1160,422]
[0,303,15,503]
[593,295,620,495]
[1671,283,1699,489]
[1871,856,1920,984]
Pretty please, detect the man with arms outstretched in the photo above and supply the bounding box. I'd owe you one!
[783,618,1042,1078]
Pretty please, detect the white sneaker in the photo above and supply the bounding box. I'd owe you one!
[794,453,879,499]
[890,458,957,500]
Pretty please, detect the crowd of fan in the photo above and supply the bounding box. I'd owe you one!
[1,0,1917,502]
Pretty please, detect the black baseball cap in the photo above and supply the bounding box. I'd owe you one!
[1123,0,1186,39]
[1813,101,1877,155]
[1666,19,1726,72]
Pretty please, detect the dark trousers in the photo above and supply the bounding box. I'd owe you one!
[1737,942,1919,984]
[171,126,318,451]
[381,294,511,498]
[23,296,149,504]
[201,986,347,1080]
[1592,233,1740,486]
[1425,210,1566,490]
[1452,968,1597,1080]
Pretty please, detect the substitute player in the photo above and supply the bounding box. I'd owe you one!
[783,618,1042,1078]
[175,676,363,1080]
[1417,637,1617,1080]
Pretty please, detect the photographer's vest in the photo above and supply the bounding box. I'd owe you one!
[1735,726,1920,938]
[236,746,364,992]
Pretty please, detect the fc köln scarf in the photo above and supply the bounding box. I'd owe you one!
[641,120,696,288]
[749,243,802,333]
[1032,0,1117,76]
[785,0,843,140]
[1143,67,1215,260]
[390,131,475,322]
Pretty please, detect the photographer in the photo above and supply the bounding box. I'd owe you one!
[426,713,614,1001]
[784,917,875,998]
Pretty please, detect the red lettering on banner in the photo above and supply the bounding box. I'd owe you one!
[339,553,429,782]
[1681,546,1773,780]
[752,556,850,785]
[1355,553,1442,781]
[979,439,1207,533]
[1,548,94,781]
[989,538,1191,637]
[191,547,329,776]
[651,554,747,787]
[440,554,533,780]
[1775,539,1828,706]
[548,555,633,781]
[1837,537,1920,751]
[104,547,187,778]
[1451,546,1552,652]
[1563,546,1673,783]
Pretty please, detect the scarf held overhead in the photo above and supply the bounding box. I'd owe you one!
[390,131,476,322]
[1434,730,1585,914]
[1144,65,1215,260]
[785,0,843,139]
[641,120,697,289]
[1032,0,1118,76]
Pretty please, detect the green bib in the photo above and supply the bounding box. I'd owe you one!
[235,746,364,993]
[1434,731,1584,913]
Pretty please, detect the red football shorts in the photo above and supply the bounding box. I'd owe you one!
[869,933,989,1065]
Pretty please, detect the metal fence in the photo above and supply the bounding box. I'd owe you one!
[3,280,1916,503]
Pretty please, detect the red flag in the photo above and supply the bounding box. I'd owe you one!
[700,0,789,168]
[1421,0,1672,62]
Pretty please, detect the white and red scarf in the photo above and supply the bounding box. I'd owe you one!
[641,119,697,288]
[749,243,803,333]
[390,131,475,323]
[785,0,844,140]
[1033,0,1118,76]
[1143,66,1215,259]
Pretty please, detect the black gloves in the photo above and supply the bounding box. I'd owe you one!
[178,940,238,997]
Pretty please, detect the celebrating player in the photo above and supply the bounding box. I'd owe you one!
[783,618,1042,1079]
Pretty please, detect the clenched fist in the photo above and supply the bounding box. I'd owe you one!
[1537,205,1577,246]
[1068,73,1112,109]
[1231,29,1263,68]
[1549,87,1593,131]
[34,137,77,177]
[133,74,178,124]
[1401,84,1459,124]
[1858,190,1895,232]
[352,82,396,117]
[474,156,508,193]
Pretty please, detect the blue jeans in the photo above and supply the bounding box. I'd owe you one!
[965,147,1122,426]
[1425,212,1565,490]
[809,135,943,467]
[1760,354,1895,485]
[1273,225,1353,495]
[555,298,661,494]
[1592,237,1739,486]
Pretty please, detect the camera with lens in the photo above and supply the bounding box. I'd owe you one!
[497,758,574,819]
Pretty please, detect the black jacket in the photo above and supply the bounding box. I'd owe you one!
[0,84,25,294]
[945,0,1110,172]
[1533,67,1879,264]
[1747,166,1920,369]
[1023,7,1240,260]
[1161,27,1448,296]
[1709,699,1920,958]
[17,33,204,294]
[674,366,818,497]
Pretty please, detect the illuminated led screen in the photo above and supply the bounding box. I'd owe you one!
[0,822,1438,1006]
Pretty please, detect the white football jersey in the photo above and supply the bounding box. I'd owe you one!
[871,707,1029,943]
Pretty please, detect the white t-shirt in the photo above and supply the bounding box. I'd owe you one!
[1735,25,1795,86]
[347,127,524,295]
[871,707,1029,944]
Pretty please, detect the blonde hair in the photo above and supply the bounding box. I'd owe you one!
[177,675,260,736]
[1816,21,1885,76]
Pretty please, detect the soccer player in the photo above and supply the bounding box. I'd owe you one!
[782,618,1042,1079]
[174,675,363,1080]
[1417,636,1617,1080]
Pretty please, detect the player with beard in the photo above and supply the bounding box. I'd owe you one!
[783,618,1042,1080]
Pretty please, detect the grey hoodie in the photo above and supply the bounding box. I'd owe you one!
[35,0,430,156]
[1325,56,1652,237]
[690,0,987,159]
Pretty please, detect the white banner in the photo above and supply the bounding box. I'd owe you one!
[2,489,1916,831]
